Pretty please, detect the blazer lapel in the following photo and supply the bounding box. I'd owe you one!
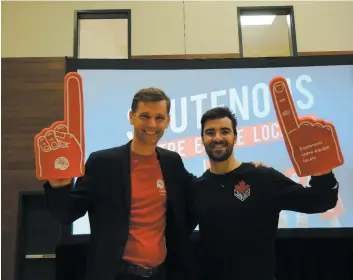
[118,143,175,212]
[120,141,132,212]
[156,148,174,203]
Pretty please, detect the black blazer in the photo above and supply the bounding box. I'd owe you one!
[44,141,196,280]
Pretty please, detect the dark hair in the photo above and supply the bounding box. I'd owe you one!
[131,87,171,113]
[201,106,238,137]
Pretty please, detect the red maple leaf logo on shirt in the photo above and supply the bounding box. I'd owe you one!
[235,180,250,193]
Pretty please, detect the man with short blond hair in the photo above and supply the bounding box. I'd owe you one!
[44,87,195,280]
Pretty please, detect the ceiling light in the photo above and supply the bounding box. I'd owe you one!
[240,15,276,26]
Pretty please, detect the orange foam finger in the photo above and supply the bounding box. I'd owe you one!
[269,76,344,177]
[64,72,84,145]
[270,76,300,135]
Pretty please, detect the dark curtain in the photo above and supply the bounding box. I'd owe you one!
[56,237,353,280]
[274,238,353,280]
[56,242,88,280]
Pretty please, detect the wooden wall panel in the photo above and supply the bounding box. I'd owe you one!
[1,57,65,280]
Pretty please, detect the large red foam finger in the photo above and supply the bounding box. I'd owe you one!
[64,72,84,145]
[270,76,300,135]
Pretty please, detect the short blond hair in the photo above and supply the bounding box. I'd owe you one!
[131,87,171,113]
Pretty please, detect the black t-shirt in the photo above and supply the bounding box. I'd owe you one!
[189,162,338,280]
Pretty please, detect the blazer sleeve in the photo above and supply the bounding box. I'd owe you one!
[43,152,98,224]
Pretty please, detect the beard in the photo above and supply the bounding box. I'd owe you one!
[204,140,233,162]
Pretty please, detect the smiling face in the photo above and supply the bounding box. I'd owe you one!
[129,100,170,146]
[202,117,236,162]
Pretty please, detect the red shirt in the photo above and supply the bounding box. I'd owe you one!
[123,151,167,267]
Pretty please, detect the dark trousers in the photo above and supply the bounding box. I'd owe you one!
[115,272,165,280]
[115,262,166,280]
